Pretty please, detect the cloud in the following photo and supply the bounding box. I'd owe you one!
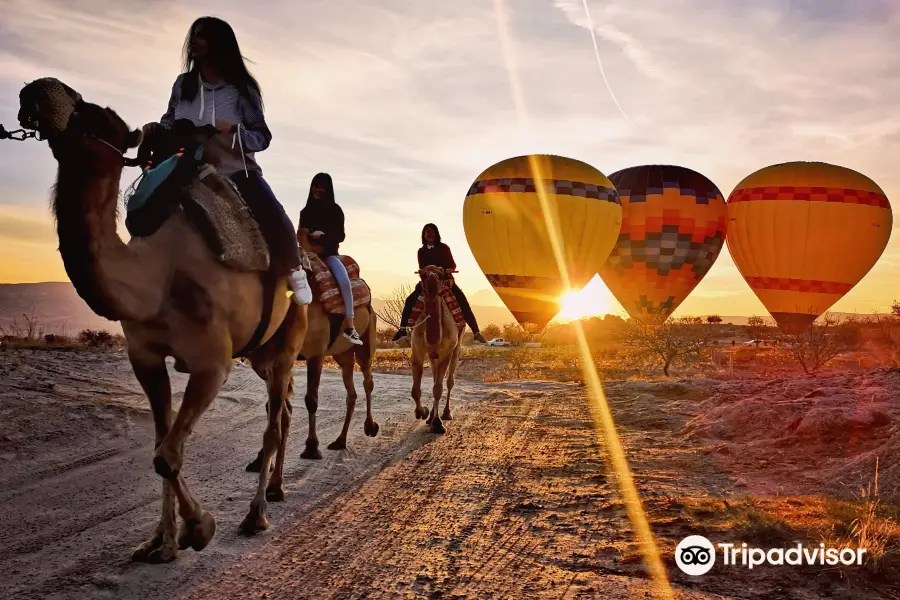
[0,0,899,314]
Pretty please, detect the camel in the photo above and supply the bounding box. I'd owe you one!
[16,77,308,563]
[410,265,465,434]
[245,229,378,471]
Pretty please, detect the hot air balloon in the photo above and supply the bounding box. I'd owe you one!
[726,161,892,332]
[598,165,728,319]
[463,154,622,331]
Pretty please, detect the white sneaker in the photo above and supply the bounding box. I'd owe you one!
[289,269,313,306]
[343,327,364,346]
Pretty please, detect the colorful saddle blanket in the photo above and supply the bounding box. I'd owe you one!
[407,285,466,330]
[306,254,371,315]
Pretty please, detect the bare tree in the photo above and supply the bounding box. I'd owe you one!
[374,282,414,330]
[782,313,858,375]
[481,323,502,341]
[746,316,770,347]
[618,314,710,376]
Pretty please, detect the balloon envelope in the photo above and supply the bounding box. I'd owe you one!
[463,154,622,331]
[599,165,728,319]
[726,161,892,332]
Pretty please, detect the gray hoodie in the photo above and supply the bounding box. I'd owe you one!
[159,72,272,177]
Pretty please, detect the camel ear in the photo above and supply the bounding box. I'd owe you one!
[126,128,143,149]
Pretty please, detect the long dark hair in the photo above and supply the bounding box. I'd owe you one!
[179,17,262,105]
[305,172,335,206]
[421,223,441,245]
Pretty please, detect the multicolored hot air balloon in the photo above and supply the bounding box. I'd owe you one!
[726,161,892,332]
[598,165,728,319]
[463,154,622,331]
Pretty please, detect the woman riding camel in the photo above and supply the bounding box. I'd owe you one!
[299,173,363,345]
[142,16,312,306]
[393,223,487,344]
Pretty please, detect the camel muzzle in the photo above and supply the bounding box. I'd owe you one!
[17,77,83,140]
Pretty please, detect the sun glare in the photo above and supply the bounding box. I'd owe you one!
[555,275,618,321]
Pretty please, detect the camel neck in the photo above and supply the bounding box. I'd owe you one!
[54,161,160,323]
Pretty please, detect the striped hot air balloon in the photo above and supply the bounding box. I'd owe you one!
[598,165,728,319]
[462,154,622,331]
[726,161,892,333]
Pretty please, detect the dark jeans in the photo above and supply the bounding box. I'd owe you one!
[401,282,479,332]
[229,170,302,276]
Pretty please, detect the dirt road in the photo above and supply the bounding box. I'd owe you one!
[2,350,896,599]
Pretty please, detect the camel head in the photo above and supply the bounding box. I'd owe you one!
[18,77,142,167]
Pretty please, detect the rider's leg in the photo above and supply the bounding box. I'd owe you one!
[451,283,486,343]
[324,255,362,345]
[229,170,311,305]
[393,284,422,341]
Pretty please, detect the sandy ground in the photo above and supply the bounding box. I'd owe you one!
[1,349,898,599]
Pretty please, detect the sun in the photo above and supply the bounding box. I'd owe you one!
[555,275,618,321]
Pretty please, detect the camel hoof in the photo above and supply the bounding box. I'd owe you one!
[300,442,322,460]
[239,505,269,534]
[178,511,217,551]
[442,410,453,421]
[245,452,274,473]
[364,419,379,437]
[133,533,178,563]
[431,417,446,435]
[152,455,178,480]
[414,406,428,420]
[266,485,285,502]
[327,438,347,451]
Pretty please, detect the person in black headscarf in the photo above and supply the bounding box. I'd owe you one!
[392,223,487,344]
[299,173,362,345]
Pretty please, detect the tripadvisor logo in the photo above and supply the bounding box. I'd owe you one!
[675,535,866,575]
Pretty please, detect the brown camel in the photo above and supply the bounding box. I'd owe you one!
[245,229,378,471]
[17,78,308,563]
[410,266,465,434]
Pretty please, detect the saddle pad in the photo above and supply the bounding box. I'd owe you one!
[307,254,372,314]
[183,165,270,272]
[407,286,466,330]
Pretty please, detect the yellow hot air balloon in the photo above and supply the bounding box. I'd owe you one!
[599,165,728,319]
[726,161,892,332]
[463,154,622,331]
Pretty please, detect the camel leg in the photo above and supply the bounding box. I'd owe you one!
[411,355,428,420]
[359,347,378,437]
[430,358,450,434]
[328,351,356,450]
[240,357,291,533]
[301,355,324,459]
[443,342,461,422]
[130,359,179,563]
[154,367,229,552]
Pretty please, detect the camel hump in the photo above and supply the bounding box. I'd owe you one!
[124,158,270,272]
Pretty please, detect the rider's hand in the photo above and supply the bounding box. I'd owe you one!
[215,119,236,134]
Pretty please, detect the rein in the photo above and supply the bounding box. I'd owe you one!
[1,122,145,167]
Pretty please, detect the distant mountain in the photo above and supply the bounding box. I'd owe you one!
[0,282,123,336]
[0,282,519,337]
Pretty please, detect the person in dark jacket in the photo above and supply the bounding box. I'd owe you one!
[393,223,487,343]
[142,16,311,306]
[299,173,362,345]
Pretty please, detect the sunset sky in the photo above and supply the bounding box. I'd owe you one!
[1,0,899,322]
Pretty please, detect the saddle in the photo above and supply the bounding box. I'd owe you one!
[123,122,269,273]
[306,254,371,314]
[407,279,466,330]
